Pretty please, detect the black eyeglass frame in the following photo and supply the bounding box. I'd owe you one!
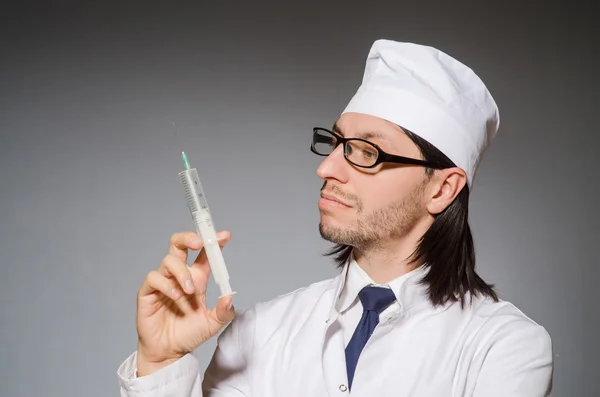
[310,127,444,170]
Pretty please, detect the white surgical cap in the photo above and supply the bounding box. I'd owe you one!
[342,39,500,187]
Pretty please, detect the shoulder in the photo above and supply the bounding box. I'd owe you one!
[204,274,341,388]
[228,273,339,333]
[473,297,551,343]
[456,297,554,393]
[467,295,553,365]
[253,275,339,324]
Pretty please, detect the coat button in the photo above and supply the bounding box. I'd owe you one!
[339,384,348,392]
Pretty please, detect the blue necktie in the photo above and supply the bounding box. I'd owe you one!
[345,286,397,390]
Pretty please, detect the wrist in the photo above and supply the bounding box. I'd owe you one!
[136,347,182,377]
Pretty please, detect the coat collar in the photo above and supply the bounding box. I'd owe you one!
[326,251,431,324]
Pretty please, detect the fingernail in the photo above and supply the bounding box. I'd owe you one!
[171,288,180,299]
[185,280,194,292]
[192,237,202,245]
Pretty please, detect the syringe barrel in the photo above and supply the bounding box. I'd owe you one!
[178,168,234,297]
[179,168,210,216]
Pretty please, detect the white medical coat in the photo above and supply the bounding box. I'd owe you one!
[117,262,553,396]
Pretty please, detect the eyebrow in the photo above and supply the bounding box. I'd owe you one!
[332,122,397,149]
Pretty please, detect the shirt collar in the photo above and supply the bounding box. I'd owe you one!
[326,250,431,324]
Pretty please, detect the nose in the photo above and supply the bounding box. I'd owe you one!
[316,143,350,183]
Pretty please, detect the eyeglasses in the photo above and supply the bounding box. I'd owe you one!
[310,127,443,170]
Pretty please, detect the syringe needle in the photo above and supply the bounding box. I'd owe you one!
[182,151,191,170]
[172,121,186,162]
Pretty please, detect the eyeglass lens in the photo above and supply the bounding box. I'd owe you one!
[313,129,379,167]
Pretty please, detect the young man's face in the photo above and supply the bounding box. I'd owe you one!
[316,112,431,250]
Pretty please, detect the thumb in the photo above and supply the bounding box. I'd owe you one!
[209,295,236,331]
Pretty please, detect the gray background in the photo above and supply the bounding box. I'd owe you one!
[1,1,597,396]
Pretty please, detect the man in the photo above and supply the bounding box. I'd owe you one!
[118,39,553,396]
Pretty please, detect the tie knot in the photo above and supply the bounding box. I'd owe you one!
[358,286,397,314]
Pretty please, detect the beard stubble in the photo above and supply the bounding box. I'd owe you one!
[319,179,427,251]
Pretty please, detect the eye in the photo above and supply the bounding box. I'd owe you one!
[362,149,377,159]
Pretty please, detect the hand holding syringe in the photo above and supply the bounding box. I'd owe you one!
[178,151,235,298]
[134,149,236,377]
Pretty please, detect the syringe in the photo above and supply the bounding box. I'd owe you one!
[178,151,235,298]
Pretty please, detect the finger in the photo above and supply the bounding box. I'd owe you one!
[139,271,197,314]
[159,254,196,295]
[188,265,211,298]
[139,270,183,300]
[168,231,204,264]
[192,231,232,278]
[207,294,236,334]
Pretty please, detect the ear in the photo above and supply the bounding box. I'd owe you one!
[426,168,467,215]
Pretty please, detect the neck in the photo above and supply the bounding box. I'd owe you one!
[352,221,430,284]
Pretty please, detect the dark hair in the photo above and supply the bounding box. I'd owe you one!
[325,129,498,308]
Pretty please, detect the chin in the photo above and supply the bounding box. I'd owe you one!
[318,213,339,231]
[319,220,347,243]
[319,224,336,243]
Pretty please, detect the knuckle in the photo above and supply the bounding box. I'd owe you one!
[169,233,180,246]
[157,259,169,274]
[160,253,170,265]
[162,255,188,278]
[146,270,160,283]
[170,231,193,245]
[162,254,177,267]
[170,231,188,244]
[166,254,184,269]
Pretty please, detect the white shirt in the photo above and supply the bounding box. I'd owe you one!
[117,258,553,396]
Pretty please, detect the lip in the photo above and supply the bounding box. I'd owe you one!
[320,192,352,207]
